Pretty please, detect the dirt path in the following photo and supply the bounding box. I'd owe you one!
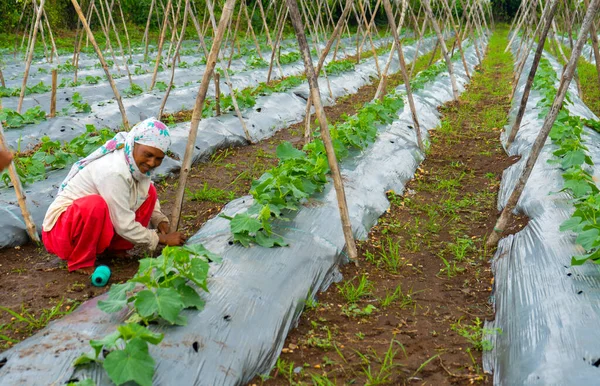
[0,42,451,351]
[248,29,526,386]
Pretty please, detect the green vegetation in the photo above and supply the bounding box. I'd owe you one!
[0,105,46,128]
[187,182,234,203]
[75,245,219,386]
[1,125,114,186]
[451,317,501,351]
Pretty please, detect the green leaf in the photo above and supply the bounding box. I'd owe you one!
[255,231,288,248]
[134,288,184,324]
[176,283,206,310]
[103,338,155,386]
[230,213,263,234]
[276,141,305,160]
[184,244,222,263]
[73,350,98,366]
[576,228,600,251]
[117,323,164,345]
[90,330,122,357]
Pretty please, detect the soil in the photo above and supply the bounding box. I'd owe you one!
[246,32,528,385]
[0,32,529,386]
[0,63,401,351]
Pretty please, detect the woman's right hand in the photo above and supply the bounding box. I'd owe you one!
[158,232,186,246]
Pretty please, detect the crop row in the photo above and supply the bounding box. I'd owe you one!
[531,55,600,265]
[224,52,454,248]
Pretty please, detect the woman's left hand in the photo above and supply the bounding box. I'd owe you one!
[158,221,170,234]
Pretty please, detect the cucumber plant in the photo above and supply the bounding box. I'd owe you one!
[74,244,219,386]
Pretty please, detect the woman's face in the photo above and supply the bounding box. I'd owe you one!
[133,143,165,174]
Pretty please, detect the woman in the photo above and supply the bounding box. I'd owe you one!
[42,118,185,274]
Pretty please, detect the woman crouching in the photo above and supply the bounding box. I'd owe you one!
[42,118,185,274]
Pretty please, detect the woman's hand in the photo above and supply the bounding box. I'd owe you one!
[157,221,170,235]
[158,232,186,246]
[0,150,13,171]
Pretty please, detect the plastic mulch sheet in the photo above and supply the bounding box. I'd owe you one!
[0,39,486,385]
[0,35,442,249]
[483,39,600,385]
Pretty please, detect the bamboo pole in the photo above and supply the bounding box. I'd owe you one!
[0,122,41,245]
[117,0,133,63]
[94,1,121,73]
[285,0,358,263]
[73,0,94,85]
[71,0,129,129]
[170,0,237,232]
[583,0,600,88]
[215,72,221,116]
[17,0,45,114]
[50,69,57,118]
[159,0,190,119]
[440,0,469,78]
[150,0,173,90]
[32,0,50,64]
[0,69,5,88]
[302,0,353,144]
[382,0,423,152]
[243,0,264,60]
[506,0,559,149]
[422,0,459,100]
[41,7,59,64]
[410,5,428,77]
[266,2,287,83]
[488,0,600,248]
[227,4,244,69]
[103,0,133,85]
[373,0,409,101]
[143,0,156,61]
[165,0,183,65]
[13,0,30,58]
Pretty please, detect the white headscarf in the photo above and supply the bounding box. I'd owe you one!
[59,117,171,192]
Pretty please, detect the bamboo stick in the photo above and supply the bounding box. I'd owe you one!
[373,0,409,101]
[285,0,358,263]
[50,69,57,117]
[103,0,133,85]
[302,0,353,143]
[215,72,221,116]
[170,0,237,232]
[17,0,45,114]
[382,0,423,152]
[71,0,129,129]
[422,0,459,100]
[488,0,600,248]
[143,0,156,61]
[159,0,190,119]
[506,0,559,149]
[150,0,173,90]
[0,122,41,245]
[266,2,287,83]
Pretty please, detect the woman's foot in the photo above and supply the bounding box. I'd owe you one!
[74,266,95,275]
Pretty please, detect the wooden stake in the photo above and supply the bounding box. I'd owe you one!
[422,0,459,100]
[373,0,408,101]
[71,0,129,129]
[266,2,287,83]
[382,0,424,152]
[150,0,173,90]
[17,0,45,114]
[50,69,57,118]
[159,0,190,119]
[215,72,221,116]
[487,0,600,248]
[0,122,41,245]
[286,0,358,263]
[143,0,156,61]
[506,0,559,149]
[170,0,237,232]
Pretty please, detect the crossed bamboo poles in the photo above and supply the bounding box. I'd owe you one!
[2,0,492,260]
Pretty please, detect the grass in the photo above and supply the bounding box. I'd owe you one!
[186,183,235,203]
[336,274,373,304]
[451,317,502,351]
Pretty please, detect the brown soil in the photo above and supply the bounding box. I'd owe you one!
[0,65,399,351]
[246,41,528,385]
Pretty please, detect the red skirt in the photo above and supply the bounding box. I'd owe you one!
[42,185,157,271]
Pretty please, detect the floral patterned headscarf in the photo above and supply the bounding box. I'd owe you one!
[59,117,171,192]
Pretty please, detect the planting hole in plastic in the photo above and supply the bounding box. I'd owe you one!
[593,358,600,368]
[0,358,6,369]
[224,315,232,322]
[192,342,199,353]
